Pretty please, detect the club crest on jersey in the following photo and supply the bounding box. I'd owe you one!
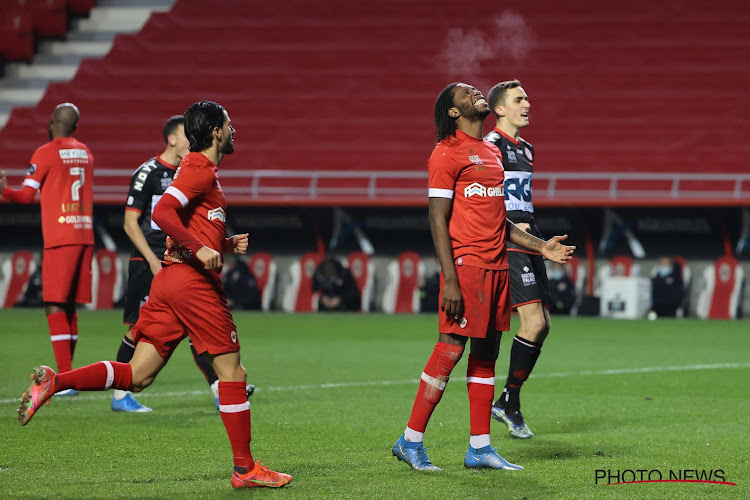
[464,182,503,198]
[524,147,533,161]
[27,164,37,175]
[468,155,483,165]
[207,207,226,222]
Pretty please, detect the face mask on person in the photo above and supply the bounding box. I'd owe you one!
[657,265,672,277]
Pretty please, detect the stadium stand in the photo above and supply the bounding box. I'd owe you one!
[1,0,749,206]
[281,252,323,313]
[0,250,36,308]
[696,256,745,319]
[346,250,374,312]
[0,4,34,61]
[382,251,423,314]
[248,251,277,312]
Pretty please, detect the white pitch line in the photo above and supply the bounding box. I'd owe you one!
[2,362,748,405]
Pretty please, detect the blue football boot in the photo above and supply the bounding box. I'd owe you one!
[392,435,441,471]
[464,445,524,470]
[111,393,152,412]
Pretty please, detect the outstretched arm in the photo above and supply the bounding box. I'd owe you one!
[507,219,575,264]
[0,171,37,204]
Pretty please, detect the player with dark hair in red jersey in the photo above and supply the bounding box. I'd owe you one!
[1,103,93,395]
[17,100,292,489]
[391,83,574,471]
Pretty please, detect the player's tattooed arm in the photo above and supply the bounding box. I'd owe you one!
[507,219,575,264]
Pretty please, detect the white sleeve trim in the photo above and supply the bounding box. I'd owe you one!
[23,179,40,190]
[428,188,454,199]
[164,185,189,207]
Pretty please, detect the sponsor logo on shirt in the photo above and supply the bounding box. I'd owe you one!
[506,150,517,163]
[521,265,536,286]
[207,207,226,222]
[27,164,37,175]
[464,182,503,198]
[58,149,89,162]
[468,155,483,165]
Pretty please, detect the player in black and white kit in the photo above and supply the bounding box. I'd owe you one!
[485,80,549,438]
[112,115,253,412]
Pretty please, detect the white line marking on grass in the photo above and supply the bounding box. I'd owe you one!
[2,362,748,404]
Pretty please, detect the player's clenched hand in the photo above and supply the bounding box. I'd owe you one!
[540,234,575,264]
[441,278,464,321]
[196,246,222,270]
[229,233,249,255]
[0,171,7,191]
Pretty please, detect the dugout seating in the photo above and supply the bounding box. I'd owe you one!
[695,256,745,319]
[1,0,748,205]
[346,250,374,312]
[88,248,123,310]
[281,252,323,313]
[248,251,277,312]
[382,251,423,314]
[0,250,37,308]
[595,255,641,297]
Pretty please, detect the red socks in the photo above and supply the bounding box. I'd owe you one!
[68,312,78,358]
[56,361,133,391]
[218,381,255,471]
[47,312,72,372]
[467,354,496,436]
[406,342,464,433]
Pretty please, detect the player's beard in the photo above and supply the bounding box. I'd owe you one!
[458,102,491,122]
[222,138,234,155]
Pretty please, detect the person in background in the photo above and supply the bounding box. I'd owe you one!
[650,256,684,317]
[548,262,576,315]
[1,103,93,395]
[312,257,360,312]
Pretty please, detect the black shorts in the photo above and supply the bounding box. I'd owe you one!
[508,250,550,309]
[123,258,156,325]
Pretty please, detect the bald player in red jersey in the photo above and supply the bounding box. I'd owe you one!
[17,101,292,489]
[392,83,575,472]
[1,103,93,384]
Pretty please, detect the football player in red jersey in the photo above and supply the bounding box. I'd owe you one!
[1,103,93,391]
[17,101,292,489]
[392,83,574,471]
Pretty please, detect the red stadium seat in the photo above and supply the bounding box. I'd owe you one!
[89,249,123,310]
[0,6,34,61]
[281,252,323,313]
[29,0,67,38]
[248,251,277,312]
[696,256,745,319]
[382,251,423,314]
[346,250,374,312]
[0,251,37,308]
[67,0,97,16]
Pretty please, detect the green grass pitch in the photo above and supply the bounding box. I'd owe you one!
[0,310,748,499]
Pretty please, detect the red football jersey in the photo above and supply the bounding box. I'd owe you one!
[162,152,227,276]
[427,130,508,270]
[24,137,94,248]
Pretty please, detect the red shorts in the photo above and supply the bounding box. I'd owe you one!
[438,264,511,338]
[42,245,93,304]
[131,264,239,360]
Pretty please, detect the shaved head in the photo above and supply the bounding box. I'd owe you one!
[50,102,80,138]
